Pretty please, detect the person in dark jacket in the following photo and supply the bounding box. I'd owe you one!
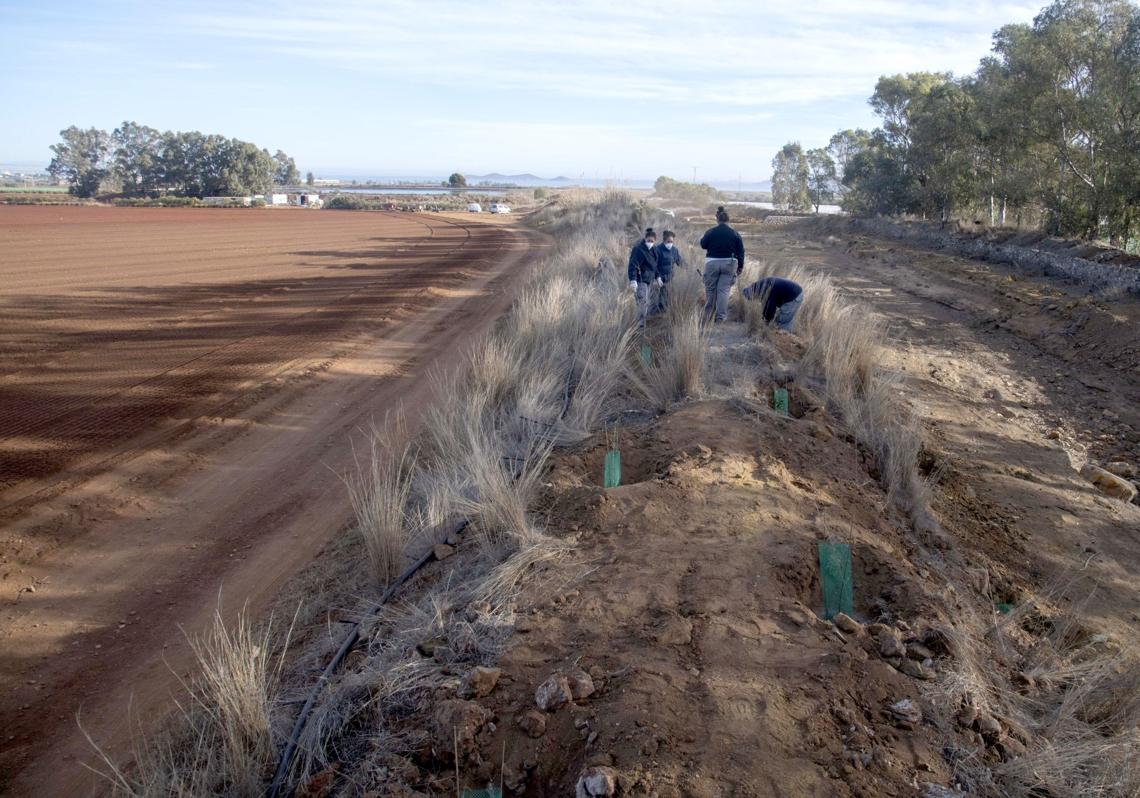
[741,276,804,331]
[698,206,745,323]
[627,227,659,328]
[650,230,684,314]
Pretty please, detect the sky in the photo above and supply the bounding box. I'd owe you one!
[0,0,1044,184]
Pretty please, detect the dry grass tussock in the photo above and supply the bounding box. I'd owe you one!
[345,414,416,588]
[735,256,925,511]
[931,582,1140,798]
[86,604,293,797]
[628,309,707,410]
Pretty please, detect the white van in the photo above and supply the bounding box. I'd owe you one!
[490,203,511,214]
[467,202,482,213]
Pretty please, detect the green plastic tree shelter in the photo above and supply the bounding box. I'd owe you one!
[772,387,790,415]
[640,343,652,366]
[603,449,621,488]
[818,541,854,620]
[462,790,502,798]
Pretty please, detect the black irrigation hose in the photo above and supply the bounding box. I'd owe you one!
[268,519,466,798]
[269,358,582,797]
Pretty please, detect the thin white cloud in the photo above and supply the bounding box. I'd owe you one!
[179,0,1037,109]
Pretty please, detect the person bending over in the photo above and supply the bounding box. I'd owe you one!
[627,227,659,329]
[741,276,804,331]
[650,229,684,314]
[698,206,745,323]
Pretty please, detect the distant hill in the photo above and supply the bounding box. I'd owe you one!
[469,173,573,184]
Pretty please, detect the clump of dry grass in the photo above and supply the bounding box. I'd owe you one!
[737,257,926,510]
[87,604,292,797]
[345,416,416,588]
[931,583,1140,798]
[628,309,707,410]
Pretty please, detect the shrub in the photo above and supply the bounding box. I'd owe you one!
[324,194,374,210]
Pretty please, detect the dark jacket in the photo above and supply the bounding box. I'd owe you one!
[699,223,745,274]
[627,240,658,283]
[652,243,684,282]
[742,277,803,321]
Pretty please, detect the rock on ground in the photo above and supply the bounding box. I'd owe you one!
[1080,464,1138,502]
[576,766,618,797]
[567,669,596,700]
[535,673,573,711]
[460,666,501,699]
[518,708,547,738]
[431,699,491,760]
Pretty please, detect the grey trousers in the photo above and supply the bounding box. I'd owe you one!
[702,258,737,322]
[635,282,651,327]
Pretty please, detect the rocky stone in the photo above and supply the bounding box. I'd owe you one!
[576,766,618,797]
[888,698,922,730]
[655,615,693,645]
[378,753,421,783]
[833,612,862,634]
[1079,464,1138,502]
[535,674,573,711]
[922,626,956,657]
[997,735,1028,761]
[866,622,893,637]
[922,785,965,798]
[460,666,501,699]
[431,700,491,760]
[898,659,936,680]
[975,713,1002,738]
[567,669,596,700]
[1105,461,1137,479]
[877,631,907,659]
[432,543,456,561]
[906,642,934,661]
[955,704,978,730]
[518,709,547,738]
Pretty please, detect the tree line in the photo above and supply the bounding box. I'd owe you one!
[47,122,300,198]
[653,175,721,204]
[770,0,1139,248]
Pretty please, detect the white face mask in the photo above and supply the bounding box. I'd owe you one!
[664,242,674,250]
[646,239,655,248]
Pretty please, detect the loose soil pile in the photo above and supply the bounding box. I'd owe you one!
[316,395,970,796]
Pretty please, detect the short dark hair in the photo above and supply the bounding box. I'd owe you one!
[662,229,675,239]
[715,206,729,223]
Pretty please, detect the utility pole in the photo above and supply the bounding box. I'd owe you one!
[692,166,698,183]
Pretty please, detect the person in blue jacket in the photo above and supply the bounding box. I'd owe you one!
[698,206,745,323]
[741,276,804,330]
[650,230,684,315]
[627,227,659,328]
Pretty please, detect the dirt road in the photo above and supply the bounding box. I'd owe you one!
[745,222,1140,636]
[0,207,546,795]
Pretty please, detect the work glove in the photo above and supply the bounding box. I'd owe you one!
[655,277,663,287]
[629,280,638,292]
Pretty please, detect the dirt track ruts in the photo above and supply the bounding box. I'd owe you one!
[0,206,547,795]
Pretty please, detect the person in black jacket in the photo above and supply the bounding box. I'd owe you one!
[741,276,804,330]
[650,230,684,314]
[627,227,659,328]
[698,206,745,323]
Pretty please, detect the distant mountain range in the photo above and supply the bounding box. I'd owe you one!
[468,173,573,183]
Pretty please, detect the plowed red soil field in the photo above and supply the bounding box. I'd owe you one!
[0,206,545,795]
